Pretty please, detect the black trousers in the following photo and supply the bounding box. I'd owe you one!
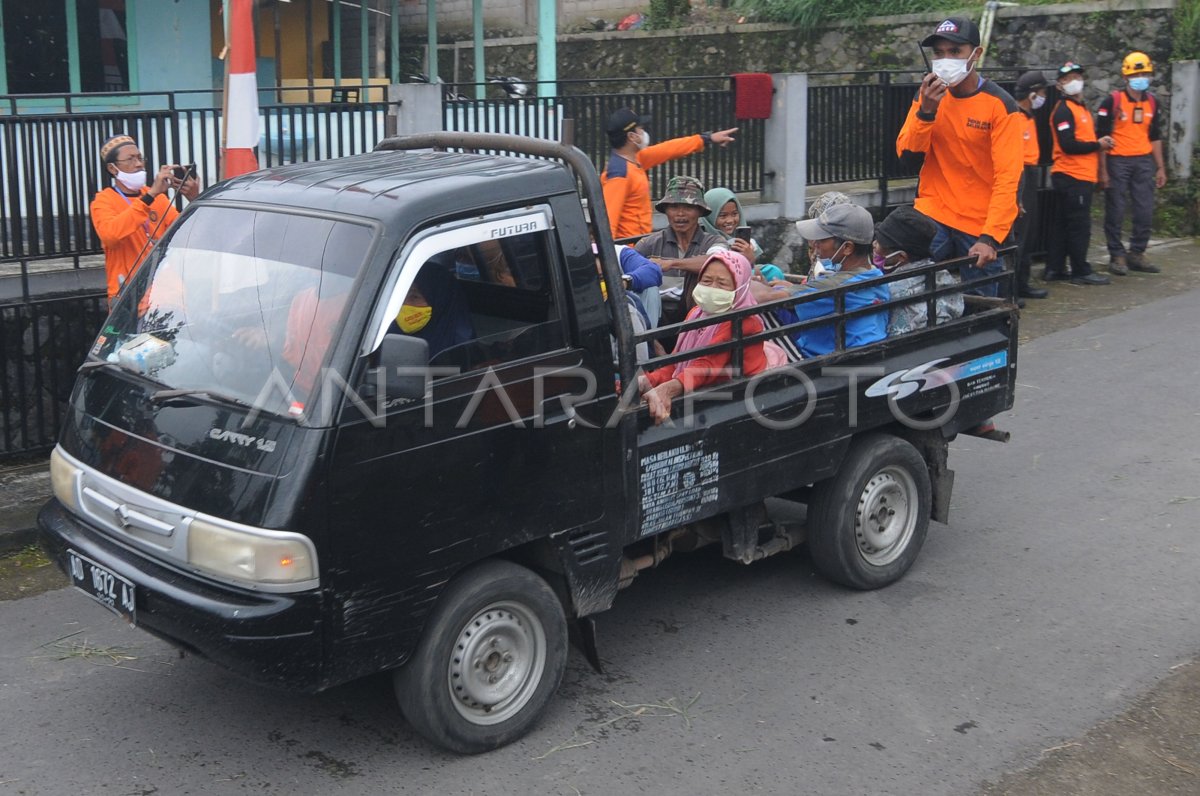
[1045,172,1095,277]
[1012,165,1041,289]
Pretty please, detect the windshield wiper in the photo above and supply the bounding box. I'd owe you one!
[149,388,253,410]
[78,359,117,373]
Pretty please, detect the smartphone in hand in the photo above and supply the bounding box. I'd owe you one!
[172,163,197,181]
[734,226,752,242]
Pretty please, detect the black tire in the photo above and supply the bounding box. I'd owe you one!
[807,433,932,590]
[394,560,567,754]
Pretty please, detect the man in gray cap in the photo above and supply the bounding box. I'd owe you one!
[634,175,728,324]
[770,203,889,358]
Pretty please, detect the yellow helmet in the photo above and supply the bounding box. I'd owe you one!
[1122,51,1153,76]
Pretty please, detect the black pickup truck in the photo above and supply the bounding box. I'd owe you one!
[39,133,1017,754]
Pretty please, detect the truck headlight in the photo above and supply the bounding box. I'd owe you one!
[187,517,316,587]
[50,447,81,513]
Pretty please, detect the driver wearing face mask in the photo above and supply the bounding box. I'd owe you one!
[896,16,1024,298]
[91,134,201,302]
[601,107,738,241]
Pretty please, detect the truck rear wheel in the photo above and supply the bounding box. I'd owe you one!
[394,560,567,754]
[807,434,931,590]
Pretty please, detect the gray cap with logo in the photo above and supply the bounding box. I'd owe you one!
[795,203,875,245]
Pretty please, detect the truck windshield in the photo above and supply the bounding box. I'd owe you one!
[91,205,375,422]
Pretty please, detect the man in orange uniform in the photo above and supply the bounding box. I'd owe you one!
[90,134,200,303]
[1045,62,1115,286]
[1097,51,1167,275]
[600,108,737,241]
[1011,70,1050,300]
[897,16,1024,298]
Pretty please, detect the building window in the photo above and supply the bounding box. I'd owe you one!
[1,0,130,95]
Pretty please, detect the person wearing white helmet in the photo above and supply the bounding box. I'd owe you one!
[1096,51,1166,275]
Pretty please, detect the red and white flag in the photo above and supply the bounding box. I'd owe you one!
[222,0,259,179]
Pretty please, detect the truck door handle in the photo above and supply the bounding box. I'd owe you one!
[540,397,579,429]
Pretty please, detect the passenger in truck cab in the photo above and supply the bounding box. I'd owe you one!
[390,254,475,360]
[638,250,777,425]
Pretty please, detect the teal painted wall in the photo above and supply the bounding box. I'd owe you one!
[132,0,214,96]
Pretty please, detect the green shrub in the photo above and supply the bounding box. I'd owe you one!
[649,0,693,28]
[1174,0,1200,60]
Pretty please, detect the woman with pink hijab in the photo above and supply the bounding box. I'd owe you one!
[640,250,775,425]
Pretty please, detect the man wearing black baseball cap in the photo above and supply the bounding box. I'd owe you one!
[601,107,737,241]
[897,16,1024,297]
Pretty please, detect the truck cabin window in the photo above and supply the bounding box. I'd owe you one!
[91,206,375,422]
[384,228,564,376]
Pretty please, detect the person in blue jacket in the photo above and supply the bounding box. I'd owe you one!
[775,203,888,358]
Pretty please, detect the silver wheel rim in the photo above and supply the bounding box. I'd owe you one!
[854,465,918,567]
[448,600,546,726]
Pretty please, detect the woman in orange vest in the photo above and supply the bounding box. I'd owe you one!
[1044,63,1115,286]
[1096,51,1166,275]
[90,135,200,304]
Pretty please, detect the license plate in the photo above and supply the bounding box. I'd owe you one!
[67,550,136,625]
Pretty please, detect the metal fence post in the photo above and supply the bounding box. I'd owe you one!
[878,71,891,212]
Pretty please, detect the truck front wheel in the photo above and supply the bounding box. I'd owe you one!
[394,560,568,754]
[807,434,932,590]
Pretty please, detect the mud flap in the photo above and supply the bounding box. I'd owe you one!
[570,617,603,674]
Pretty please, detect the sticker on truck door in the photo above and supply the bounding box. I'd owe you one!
[638,442,720,537]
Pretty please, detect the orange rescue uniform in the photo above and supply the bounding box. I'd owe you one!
[1096,90,1161,157]
[1022,111,1040,166]
[1050,97,1100,183]
[90,186,179,299]
[601,135,704,240]
[896,79,1024,246]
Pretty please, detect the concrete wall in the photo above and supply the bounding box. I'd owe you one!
[440,0,1176,97]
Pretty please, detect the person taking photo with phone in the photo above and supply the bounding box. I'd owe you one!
[896,16,1024,297]
[90,134,202,304]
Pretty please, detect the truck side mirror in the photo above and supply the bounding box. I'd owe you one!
[380,333,430,399]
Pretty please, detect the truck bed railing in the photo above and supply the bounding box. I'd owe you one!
[635,249,1015,378]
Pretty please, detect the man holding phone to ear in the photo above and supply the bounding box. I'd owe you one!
[896,16,1024,297]
[90,134,201,302]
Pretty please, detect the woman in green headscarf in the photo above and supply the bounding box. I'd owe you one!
[700,187,787,282]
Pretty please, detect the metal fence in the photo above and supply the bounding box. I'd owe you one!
[0,293,107,457]
[0,87,390,265]
[444,77,766,199]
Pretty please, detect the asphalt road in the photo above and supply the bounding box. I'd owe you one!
[1,287,1198,796]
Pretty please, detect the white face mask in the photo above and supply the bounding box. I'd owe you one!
[637,130,651,149]
[1061,79,1084,97]
[1030,94,1046,110]
[931,56,973,87]
[113,168,147,192]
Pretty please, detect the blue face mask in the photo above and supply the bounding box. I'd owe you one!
[1128,76,1151,91]
[813,242,848,276]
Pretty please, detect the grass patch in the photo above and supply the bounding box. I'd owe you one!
[6,544,51,569]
